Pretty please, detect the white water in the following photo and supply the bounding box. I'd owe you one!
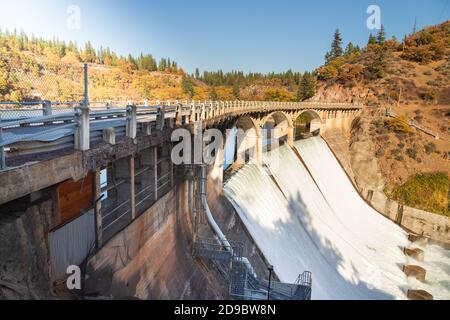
[224,137,450,300]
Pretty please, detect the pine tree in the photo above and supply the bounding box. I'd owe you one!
[325,29,343,63]
[377,25,386,45]
[344,42,361,56]
[297,72,316,101]
[368,34,377,45]
[195,68,200,79]
[82,41,97,63]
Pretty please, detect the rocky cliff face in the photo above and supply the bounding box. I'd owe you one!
[348,108,386,192]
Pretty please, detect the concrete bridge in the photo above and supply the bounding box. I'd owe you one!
[0,99,361,300]
[0,100,361,169]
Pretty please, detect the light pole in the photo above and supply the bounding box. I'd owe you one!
[267,265,274,300]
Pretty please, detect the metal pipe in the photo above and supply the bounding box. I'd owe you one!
[199,164,257,278]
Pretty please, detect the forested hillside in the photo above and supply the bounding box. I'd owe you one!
[0,29,314,102]
[312,21,449,216]
[0,23,449,215]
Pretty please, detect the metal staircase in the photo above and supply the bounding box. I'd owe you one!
[190,164,312,300]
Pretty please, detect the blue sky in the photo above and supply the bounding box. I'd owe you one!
[0,0,448,73]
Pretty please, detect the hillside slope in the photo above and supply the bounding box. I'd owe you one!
[312,21,450,216]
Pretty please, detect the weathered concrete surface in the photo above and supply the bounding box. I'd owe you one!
[407,289,433,300]
[0,192,56,299]
[404,248,425,261]
[403,265,427,282]
[322,125,450,244]
[84,181,227,300]
[1,126,175,206]
[0,153,84,205]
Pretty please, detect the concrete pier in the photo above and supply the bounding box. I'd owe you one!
[404,248,425,261]
[403,265,427,282]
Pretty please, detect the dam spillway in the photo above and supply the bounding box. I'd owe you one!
[224,137,450,300]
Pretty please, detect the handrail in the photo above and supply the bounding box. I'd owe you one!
[0,123,76,147]
[0,100,363,170]
[0,112,76,128]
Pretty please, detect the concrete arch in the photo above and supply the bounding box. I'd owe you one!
[294,109,323,139]
[227,115,262,165]
[261,111,293,147]
[234,115,260,136]
[262,111,293,130]
[296,109,323,123]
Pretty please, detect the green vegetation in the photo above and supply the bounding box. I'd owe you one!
[297,72,316,101]
[316,21,449,85]
[181,75,195,99]
[196,69,303,88]
[209,85,218,101]
[324,29,344,64]
[0,28,318,102]
[392,173,450,216]
[401,24,448,63]
[264,88,296,102]
[385,115,411,133]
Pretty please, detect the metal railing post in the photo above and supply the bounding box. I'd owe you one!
[74,105,90,151]
[156,104,165,130]
[42,100,52,116]
[126,104,137,139]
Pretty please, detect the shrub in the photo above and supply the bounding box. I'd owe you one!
[406,147,417,159]
[392,172,450,216]
[317,64,338,80]
[424,142,437,155]
[422,89,439,103]
[264,89,296,102]
[414,115,423,123]
[385,115,411,133]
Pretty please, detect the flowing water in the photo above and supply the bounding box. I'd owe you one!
[223,136,450,300]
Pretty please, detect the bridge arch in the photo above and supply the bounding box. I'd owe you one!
[224,115,261,167]
[294,109,322,140]
[261,111,293,147]
[234,115,260,135]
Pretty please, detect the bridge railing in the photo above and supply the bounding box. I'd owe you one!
[0,100,362,170]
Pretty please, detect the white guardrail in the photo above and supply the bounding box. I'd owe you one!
[0,100,362,170]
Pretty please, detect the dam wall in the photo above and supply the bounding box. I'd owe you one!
[322,127,450,244]
[84,180,227,299]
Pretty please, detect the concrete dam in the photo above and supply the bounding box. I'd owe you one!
[224,137,450,299]
[0,100,448,300]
